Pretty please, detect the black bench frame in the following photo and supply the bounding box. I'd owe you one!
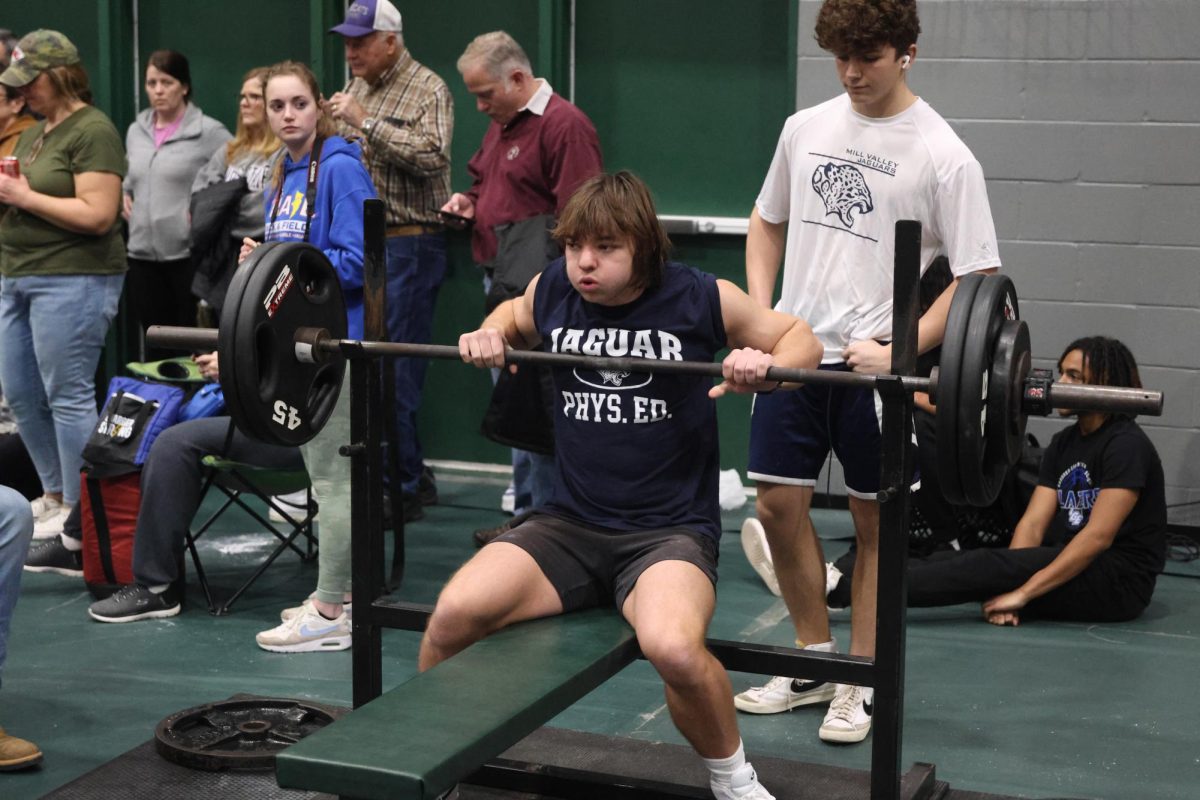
[340,206,931,800]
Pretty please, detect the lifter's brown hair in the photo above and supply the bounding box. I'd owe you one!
[815,0,921,57]
[552,171,672,293]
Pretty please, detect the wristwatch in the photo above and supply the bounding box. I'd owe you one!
[361,117,377,135]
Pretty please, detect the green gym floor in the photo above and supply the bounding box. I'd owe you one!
[4,464,1198,800]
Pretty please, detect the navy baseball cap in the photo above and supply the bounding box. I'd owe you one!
[330,0,403,37]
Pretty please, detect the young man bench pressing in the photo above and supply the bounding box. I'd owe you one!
[278,171,822,800]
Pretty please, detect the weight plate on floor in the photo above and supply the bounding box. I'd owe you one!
[957,274,1020,506]
[988,319,1031,477]
[155,697,339,771]
[933,271,985,506]
[218,242,347,447]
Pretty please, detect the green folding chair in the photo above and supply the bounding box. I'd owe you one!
[186,454,317,615]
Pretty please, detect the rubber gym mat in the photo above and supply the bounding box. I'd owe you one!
[39,739,336,800]
[453,727,1061,800]
[39,723,1079,800]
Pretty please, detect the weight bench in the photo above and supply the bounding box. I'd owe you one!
[274,607,640,800]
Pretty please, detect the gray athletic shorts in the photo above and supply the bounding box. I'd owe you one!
[495,513,719,612]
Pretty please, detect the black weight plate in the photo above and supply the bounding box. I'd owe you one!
[934,271,985,506]
[219,242,347,447]
[988,319,1031,482]
[155,697,338,772]
[957,274,1019,506]
[217,242,283,447]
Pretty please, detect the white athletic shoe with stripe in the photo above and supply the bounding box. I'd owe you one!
[819,684,873,743]
[734,674,838,714]
[256,604,351,653]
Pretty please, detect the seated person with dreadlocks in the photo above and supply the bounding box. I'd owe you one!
[828,336,1166,625]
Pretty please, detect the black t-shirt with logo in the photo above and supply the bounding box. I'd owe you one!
[1038,417,1166,577]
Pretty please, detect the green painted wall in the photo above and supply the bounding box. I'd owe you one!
[3,1,796,475]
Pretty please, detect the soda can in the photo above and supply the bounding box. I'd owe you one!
[0,157,18,178]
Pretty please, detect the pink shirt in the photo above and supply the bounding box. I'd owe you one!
[465,81,602,265]
[153,115,183,149]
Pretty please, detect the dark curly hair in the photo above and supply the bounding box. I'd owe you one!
[1059,336,1143,420]
[815,0,921,57]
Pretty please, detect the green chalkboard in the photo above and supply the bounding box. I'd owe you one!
[574,0,794,218]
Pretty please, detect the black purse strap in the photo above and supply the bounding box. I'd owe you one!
[268,136,324,244]
[85,477,117,585]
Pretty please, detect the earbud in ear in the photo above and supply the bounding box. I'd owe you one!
[900,55,911,69]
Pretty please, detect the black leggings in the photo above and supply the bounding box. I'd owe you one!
[126,257,197,360]
[830,546,1155,623]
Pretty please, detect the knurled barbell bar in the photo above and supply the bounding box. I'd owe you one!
[146,242,1164,507]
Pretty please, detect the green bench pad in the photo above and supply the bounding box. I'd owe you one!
[275,608,639,800]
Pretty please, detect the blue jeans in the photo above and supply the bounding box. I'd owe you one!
[512,447,555,514]
[385,233,447,493]
[0,273,124,505]
[0,485,35,685]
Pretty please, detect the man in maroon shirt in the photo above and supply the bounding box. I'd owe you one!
[441,31,602,535]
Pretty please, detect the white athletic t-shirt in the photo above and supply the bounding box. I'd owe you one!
[756,95,1001,363]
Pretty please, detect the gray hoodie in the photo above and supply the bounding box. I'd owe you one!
[124,103,231,261]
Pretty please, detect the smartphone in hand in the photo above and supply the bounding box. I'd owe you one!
[439,209,473,229]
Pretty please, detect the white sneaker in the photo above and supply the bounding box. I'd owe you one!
[711,762,775,800]
[500,485,515,514]
[825,561,847,610]
[31,496,69,540]
[280,592,353,621]
[740,518,780,597]
[825,561,842,596]
[268,490,315,523]
[819,684,873,744]
[734,674,837,714]
[256,604,351,653]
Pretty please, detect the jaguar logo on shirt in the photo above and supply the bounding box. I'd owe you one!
[597,370,632,387]
[811,162,874,228]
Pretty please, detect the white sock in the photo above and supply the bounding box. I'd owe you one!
[59,533,82,552]
[704,739,746,783]
[148,584,170,594]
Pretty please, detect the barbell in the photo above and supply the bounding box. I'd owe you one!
[147,242,1163,508]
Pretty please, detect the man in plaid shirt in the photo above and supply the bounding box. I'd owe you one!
[329,0,452,517]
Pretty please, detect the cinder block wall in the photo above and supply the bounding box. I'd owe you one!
[796,0,1200,525]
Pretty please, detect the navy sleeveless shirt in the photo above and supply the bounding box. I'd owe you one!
[533,258,727,541]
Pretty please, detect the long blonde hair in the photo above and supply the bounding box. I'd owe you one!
[225,67,279,164]
[262,60,338,192]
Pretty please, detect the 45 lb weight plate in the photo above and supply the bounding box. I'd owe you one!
[218,243,347,447]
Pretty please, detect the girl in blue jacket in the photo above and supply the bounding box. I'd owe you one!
[243,60,376,653]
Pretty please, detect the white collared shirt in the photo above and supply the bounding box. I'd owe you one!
[521,79,554,116]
